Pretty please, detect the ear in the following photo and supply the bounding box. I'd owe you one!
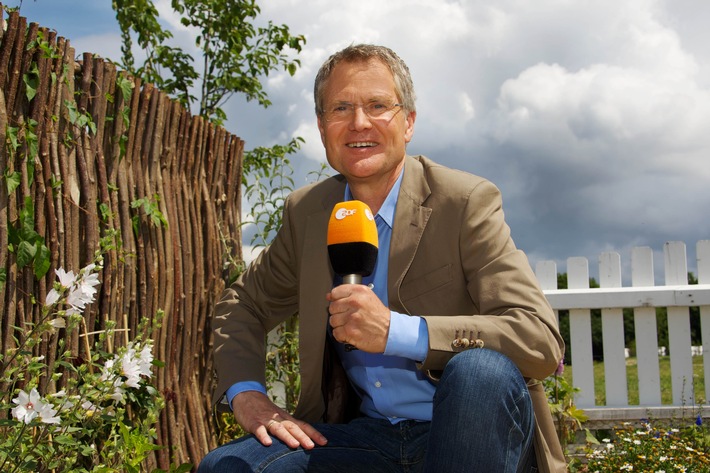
[404,110,416,143]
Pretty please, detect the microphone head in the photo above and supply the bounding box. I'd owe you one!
[327,201,378,278]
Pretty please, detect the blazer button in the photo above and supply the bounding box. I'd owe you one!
[452,338,470,349]
[473,339,485,349]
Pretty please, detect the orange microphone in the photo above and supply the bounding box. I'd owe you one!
[327,201,378,351]
[327,200,379,285]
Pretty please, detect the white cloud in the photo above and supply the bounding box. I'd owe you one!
[292,121,326,164]
[19,0,709,267]
[70,33,126,63]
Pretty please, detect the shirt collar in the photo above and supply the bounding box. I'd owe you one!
[344,166,404,229]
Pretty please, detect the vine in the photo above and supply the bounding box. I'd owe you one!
[130,195,168,235]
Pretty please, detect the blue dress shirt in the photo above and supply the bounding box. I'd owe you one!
[227,166,434,423]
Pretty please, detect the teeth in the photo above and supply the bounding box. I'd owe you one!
[347,142,376,148]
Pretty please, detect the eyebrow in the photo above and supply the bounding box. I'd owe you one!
[329,95,395,104]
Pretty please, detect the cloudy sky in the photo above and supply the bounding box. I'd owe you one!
[8,0,710,281]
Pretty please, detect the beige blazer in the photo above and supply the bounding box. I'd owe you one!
[213,155,567,472]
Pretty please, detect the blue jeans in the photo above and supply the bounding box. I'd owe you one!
[199,349,535,472]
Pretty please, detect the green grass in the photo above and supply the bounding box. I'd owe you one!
[563,356,706,406]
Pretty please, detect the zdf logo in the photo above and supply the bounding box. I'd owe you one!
[335,207,357,220]
[335,206,374,221]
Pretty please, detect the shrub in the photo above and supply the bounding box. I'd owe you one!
[580,418,710,472]
[0,257,190,472]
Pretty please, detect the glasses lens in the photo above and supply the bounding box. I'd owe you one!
[324,102,400,122]
[365,102,391,117]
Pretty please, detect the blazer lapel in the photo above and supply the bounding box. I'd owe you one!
[389,156,432,314]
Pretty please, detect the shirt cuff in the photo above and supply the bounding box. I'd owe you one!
[384,312,429,362]
[226,381,267,410]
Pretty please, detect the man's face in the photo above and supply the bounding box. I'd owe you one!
[317,59,416,185]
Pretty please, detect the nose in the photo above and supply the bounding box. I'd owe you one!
[349,105,373,131]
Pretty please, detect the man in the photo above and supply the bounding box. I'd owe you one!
[199,44,566,472]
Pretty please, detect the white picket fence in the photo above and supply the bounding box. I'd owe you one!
[535,241,710,427]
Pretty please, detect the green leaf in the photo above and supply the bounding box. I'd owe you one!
[33,242,51,279]
[6,125,19,151]
[169,463,194,473]
[585,429,600,444]
[117,75,134,102]
[17,240,37,268]
[65,100,80,125]
[23,64,40,101]
[19,197,37,240]
[52,434,77,445]
[99,202,111,221]
[5,170,21,193]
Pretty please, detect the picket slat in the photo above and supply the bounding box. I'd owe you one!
[535,260,558,290]
[697,240,710,403]
[567,257,596,407]
[664,242,695,405]
[600,252,628,406]
[631,247,661,405]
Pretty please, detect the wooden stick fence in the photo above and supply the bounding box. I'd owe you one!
[0,6,243,468]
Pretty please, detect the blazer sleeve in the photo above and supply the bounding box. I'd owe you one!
[416,179,564,381]
[210,194,301,404]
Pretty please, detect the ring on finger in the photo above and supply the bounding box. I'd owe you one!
[267,419,278,429]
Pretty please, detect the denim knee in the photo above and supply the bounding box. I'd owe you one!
[426,349,535,472]
[438,348,527,396]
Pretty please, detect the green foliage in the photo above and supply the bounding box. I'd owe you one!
[6,196,51,279]
[4,168,22,194]
[5,117,39,184]
[23,31,60,101]
[114,0,198,110]
[111,0,305,125]
[265,316,300,412]
[116,75,135,105]
[26,30,62,61]
[65,99,98,135]
[544,362,595,453]
[22,63,39,101]
[0,258,192,472]
[242,137,302,249]
[131,195,168,235]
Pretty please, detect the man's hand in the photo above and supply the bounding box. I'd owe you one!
[327,283,390,352]
[232,391,328,449]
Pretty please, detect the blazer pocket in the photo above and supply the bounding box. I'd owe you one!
[399,264,453,302]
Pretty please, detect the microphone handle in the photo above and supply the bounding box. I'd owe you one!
[342,273,362,350]
[342,274,362,285]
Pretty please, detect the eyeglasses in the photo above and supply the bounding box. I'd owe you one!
[320,101,403,123]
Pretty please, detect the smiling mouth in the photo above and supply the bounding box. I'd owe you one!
[347,141,377,148]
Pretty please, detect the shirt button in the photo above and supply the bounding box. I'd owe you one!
[374,381,382,388]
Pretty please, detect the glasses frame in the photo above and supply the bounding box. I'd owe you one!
[320,101,404,123]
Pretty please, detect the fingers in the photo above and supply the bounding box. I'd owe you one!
[260,416,328,450]
[327,285,390,353]
[232,393,327,450]
[253,420,275,447]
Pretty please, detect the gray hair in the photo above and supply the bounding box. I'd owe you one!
[314,44,416,116]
